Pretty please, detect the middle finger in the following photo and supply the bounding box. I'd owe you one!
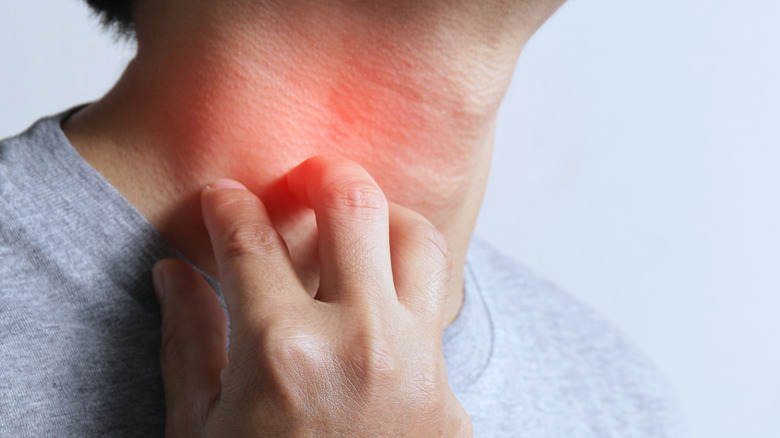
[287,155,395,305]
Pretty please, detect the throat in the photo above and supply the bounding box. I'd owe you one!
[62,12,502,324]
[101,22,496,217]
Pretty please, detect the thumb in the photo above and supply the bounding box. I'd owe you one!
[153,259,228,438]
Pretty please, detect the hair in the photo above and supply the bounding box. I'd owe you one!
[85,0,135,36]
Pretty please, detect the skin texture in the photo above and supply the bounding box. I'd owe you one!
[65,0,564,324]
[64,0,565,434]
[155,156,471,436]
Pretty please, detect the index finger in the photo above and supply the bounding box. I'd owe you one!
[201,179,309,331]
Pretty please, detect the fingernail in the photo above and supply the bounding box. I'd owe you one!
[207,179,247,190]
[152,263,166,304]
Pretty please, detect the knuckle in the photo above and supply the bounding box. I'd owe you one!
[406,221,453,268]
[264,339,327,413]
[347,333,398,383]
[219,220,284,259]
[321,178,388,220]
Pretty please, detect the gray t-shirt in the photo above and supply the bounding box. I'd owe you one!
[0,111,686,437]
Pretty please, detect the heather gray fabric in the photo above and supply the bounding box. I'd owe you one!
[1,111,686,437]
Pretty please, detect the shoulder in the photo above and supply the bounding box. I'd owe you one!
[1,113,66,163]
[458,237,687,437]
[0,110,83,203]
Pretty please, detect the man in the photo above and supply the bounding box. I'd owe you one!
[0,0,685,436]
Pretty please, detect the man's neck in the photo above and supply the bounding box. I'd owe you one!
[63,1,550,325]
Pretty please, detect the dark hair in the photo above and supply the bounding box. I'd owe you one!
[85,0,135,35]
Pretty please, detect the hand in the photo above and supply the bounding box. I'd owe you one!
[152,155,472,437]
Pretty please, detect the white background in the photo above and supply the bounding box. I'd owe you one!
[1,1,778,437]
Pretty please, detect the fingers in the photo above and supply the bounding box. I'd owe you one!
[201,178,307,329]
[153,258,228,438]
[201,160,450,322]
[286,155,394,303]
[388,203,452,322]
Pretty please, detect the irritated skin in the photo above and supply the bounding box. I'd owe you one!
[64,0,564,325]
